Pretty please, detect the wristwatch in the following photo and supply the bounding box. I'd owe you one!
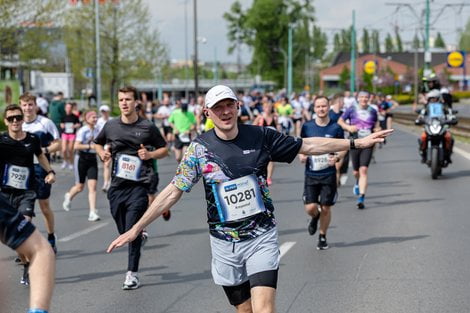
[349,137,356,150]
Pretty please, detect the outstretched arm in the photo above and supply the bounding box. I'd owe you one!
[107,184,183,252]
[299,129,393,155]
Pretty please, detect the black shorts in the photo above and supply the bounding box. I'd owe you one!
[34,165,51,200]
[174,135,191,150]
[163,126,173,136]
[75,153,98,184]
[0,189,37,218]
[292,117,302,124]
[148,172,159,195]
[303,174,338,206]
[350,147,374,171]
[222,270,278,306]
[0,193,36,250]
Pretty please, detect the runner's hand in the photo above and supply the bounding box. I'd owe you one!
[99,150,111,162]
[107,229,139,253]
[45,172,55,184]
[356,129,394,148]
[327,154,337,166]
[348,125,358,133]
[298,154,308,163]
[138,144,150,160]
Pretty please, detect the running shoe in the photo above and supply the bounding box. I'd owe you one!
[48,235,57,254]
[63,193,71,211]
[308,213,320,236]
[61,162,67,169]
[353,184,360,196]
[317,236,329,250]
[20,263,30,286]
[88,211,100,222]
[357,196,365,210]
[162,210,171,221]
[68,164,74,170]
[122,272,140,290]
[141,230,148,248]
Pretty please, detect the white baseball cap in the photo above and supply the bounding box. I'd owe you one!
[204,85,238,108]
[99,104,110,112]
[426,89,440,99]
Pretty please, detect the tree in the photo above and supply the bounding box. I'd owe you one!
[371,30,380,53]
[0,0,63,72]
[223,1,252,75]
[385,33,395,52]
[362,29,370,53]
[311,25,327,60]
[395,29,403,52]
[64,0,167,105]
[434,32,446,48]
[225,0,316,88]
[333,33,342,52]
[339,65,349,89]
[459,18,470,50]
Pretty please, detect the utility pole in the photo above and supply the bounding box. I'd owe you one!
[94,0,102,106]
[350,10,356,93]
[287,24,293,97]
[193,0,199,98]
[184,0,189,100]
[424,0,431,76]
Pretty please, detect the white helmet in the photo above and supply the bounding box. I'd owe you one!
[426,89,440,100]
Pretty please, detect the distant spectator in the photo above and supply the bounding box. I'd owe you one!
[49,92,66,132]
[36,93,49,116]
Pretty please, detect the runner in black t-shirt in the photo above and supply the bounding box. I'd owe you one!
[0,104,56,287]
[107,85,392,311]
[94,86,168,290]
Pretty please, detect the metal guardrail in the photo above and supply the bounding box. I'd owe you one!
[393,112,470,138]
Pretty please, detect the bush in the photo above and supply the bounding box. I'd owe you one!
[392,94,414,105]
[452,91,470,101]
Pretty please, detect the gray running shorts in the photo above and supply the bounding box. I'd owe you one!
[210,227,280,286]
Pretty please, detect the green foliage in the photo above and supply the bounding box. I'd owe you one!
[371,30,380,53]
[362,29,370,53]
[312,25,327,60]
[452,91,470,100]
[64,0,167,106]
[434,32,446,48]
[395,29,403,52]
[459,18,470,50]
[361,71,373,91]
[339,66,350,90]
[385,33,394,52]
[224,0,316,89]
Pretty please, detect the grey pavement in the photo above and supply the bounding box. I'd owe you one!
[1,128,470,313]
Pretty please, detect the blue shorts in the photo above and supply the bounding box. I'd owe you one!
[34,165,52,200]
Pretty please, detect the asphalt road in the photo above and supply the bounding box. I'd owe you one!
[1,128,470,313]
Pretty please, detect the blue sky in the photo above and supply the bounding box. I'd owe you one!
[144,0,468,63]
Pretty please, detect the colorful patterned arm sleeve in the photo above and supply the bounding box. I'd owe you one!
[171,142,202,192]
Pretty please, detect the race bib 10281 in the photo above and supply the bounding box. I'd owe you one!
[213,175,266,223]
[115,154,142,181]
[2,164,30,190]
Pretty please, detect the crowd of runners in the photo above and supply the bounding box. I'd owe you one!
[0,85,394,313]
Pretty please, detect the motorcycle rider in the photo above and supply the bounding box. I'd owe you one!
[417,89,454,165]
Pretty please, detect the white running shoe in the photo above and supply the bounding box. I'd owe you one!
[122,272,140,290]
[88,211,100,222]
[68,164,74,170]
[63,193,71,211]
[61,162,67,169]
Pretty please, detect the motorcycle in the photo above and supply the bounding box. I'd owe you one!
[415,102,458,179]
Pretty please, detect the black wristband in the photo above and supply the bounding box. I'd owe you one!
[47,170,56,175]
[349,137,356,150]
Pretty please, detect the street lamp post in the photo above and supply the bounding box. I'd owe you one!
[193,0,199,98]
[94,0,102,106]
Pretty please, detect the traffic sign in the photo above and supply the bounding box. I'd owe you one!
[447,51,465,68]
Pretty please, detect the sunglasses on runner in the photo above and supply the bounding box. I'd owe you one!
[6,115,23,122]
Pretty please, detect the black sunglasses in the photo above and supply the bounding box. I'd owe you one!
[6,115,23,122]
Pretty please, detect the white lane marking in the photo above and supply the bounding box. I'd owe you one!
[58,222,110,243]
[279,241,296,259]
[454,147,470,161]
